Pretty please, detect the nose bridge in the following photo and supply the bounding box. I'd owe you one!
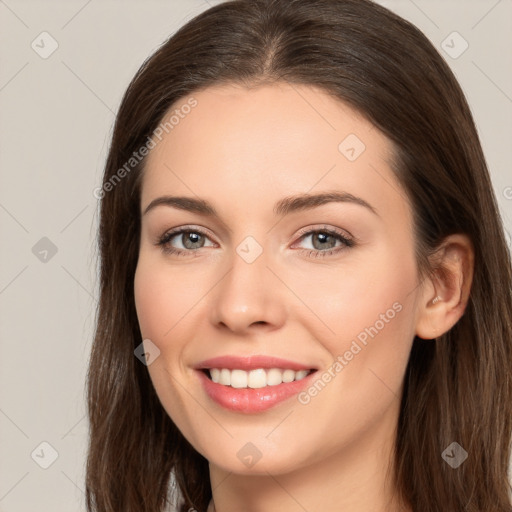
[209,234,286,333]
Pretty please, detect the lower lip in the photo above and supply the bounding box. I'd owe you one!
[197,370,315,413]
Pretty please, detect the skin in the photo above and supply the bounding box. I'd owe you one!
[134,82,473,512]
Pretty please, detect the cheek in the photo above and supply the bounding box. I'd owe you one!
[133,256,202,346]
[133,258,203,440]
[291,245,418,401]
[288,246,417,345]
[134,263,171,341]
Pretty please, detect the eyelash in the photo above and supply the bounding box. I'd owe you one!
[156,225,355,259]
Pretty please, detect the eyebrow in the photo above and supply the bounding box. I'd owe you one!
[142,190,378,219]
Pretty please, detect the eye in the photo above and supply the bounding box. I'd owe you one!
[156,226,216,256]
[292,225,355,258]
[155,224,356,259]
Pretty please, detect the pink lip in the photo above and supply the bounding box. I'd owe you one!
[194,355,317,413]
[195,355,315,371]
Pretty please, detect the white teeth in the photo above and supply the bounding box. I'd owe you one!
[295,370,309,381]
[266,368,283,386]
[282,369,295,383]
[231,369,248,388]
[219,368,231,386]
[207,368,313,388]
[248,369,267,389]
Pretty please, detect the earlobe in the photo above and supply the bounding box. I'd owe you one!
[414,234,474,340]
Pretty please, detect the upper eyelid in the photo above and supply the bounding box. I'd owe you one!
[294,224,353,240]
[162,225,216,242]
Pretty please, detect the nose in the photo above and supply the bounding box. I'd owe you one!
[209,245,287,336]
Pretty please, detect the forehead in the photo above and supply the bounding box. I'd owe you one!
[140,82,410,224]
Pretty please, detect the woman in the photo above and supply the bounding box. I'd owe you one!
[86,0,512,511]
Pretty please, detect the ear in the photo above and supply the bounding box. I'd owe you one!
[415,234,474,340]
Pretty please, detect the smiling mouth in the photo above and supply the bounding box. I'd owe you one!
[201,368,317,389]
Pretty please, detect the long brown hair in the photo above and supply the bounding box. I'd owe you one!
[86,0,512,510]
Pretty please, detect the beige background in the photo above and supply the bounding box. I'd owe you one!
[0,0,511,510]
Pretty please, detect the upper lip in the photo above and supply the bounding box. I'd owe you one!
[194,355,317,371]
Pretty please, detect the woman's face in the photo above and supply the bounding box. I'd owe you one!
[134,82,427,476]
